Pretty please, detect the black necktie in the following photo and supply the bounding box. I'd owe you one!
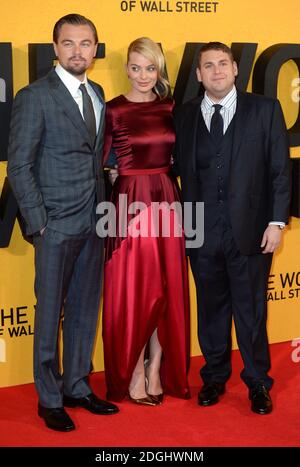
[210,104,223,146]
[79,83,96,145]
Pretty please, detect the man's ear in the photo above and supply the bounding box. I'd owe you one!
[196,67,202,83]
[233,61,238,77]
[53,42,58,57]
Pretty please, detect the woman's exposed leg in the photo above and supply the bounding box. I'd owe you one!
[146,329,163,396]
[128,345,148,399]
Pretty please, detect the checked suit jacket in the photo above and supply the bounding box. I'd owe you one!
[7,68,106,237]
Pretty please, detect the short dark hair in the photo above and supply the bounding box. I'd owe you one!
[198,42,234,65]
[53,13,98,44]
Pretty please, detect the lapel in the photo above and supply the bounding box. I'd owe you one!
[186,97,203,174]
[231,90,251,162]
[186,91,250,174]
[47,69,101,149]
[89,80,106,150]
[47,68,91,145]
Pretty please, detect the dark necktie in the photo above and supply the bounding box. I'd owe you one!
[79,83,96,145]
[210,104,223,146]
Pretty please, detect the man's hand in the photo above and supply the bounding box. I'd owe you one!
[108,165,118,185]
[260,225,283,253]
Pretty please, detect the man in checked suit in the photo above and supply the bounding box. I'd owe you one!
[174,42,291,414]
[7,14,119,431]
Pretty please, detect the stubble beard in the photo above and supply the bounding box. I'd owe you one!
[66,57,88,77]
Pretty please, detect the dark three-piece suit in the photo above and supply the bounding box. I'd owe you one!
[174,90,291,389]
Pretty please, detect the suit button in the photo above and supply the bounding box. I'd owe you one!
[218,176,223,181]
[218,189,223,193]
[217,164,222,169]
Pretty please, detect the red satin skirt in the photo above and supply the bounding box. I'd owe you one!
[102,169,190,401]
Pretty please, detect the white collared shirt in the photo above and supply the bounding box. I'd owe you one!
[201,85,237,134]
[55,63,102,132]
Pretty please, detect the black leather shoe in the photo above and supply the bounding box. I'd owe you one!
[249,385,273,415]
[63,392,119,415]
[38,403,75,432]
[198,382,225,406]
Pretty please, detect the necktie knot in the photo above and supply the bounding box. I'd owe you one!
[79,83,96,145]
[213,104,222,114]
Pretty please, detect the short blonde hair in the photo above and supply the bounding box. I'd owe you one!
[127,37,170,99]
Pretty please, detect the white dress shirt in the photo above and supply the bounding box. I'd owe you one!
[55,63,102,132]
[201,85,237,134]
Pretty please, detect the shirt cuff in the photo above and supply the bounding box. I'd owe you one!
[269,222,285,229]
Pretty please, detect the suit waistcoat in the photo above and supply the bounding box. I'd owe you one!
[195,112,236,229]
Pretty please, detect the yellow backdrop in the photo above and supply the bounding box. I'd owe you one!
[1,0,300,387]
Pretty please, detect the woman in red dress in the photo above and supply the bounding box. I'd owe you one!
[102,37,190,405]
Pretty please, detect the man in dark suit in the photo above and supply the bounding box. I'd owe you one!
[174,42,291,414]
[7,14,119,431]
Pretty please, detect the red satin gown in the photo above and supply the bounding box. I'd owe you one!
[102,95,190,401]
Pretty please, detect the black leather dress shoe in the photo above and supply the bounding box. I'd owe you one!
[38,403,75,432]
[249,385,273,415]
[198,382,225,406]
[63,392,119,415]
